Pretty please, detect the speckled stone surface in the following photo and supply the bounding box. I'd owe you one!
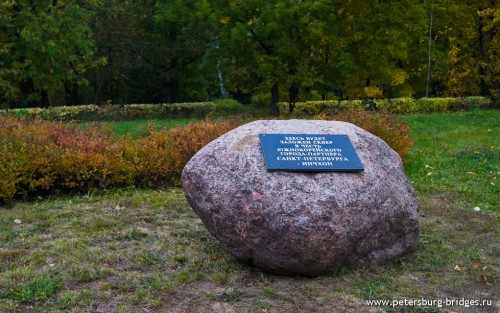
[182,120,419,276]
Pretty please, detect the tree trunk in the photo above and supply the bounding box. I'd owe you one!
[19,78,37,108]
[40,90,49,108]
[217,58,227,99]
[167,79,179,103]
[271,83,279,115]
[289,84,299,113]
[64,80,79,106]
[323,47,329,100]
[478,13,487,96]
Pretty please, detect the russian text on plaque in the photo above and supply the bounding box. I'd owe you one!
[259,134,364,172]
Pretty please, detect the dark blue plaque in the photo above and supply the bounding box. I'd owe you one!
[259,134,364,172]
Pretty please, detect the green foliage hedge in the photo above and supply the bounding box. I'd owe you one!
[1,97,492,122]
[278,100,365,116]
[0,102,215,121]
[213,99,244,114]
[279,96,493,116]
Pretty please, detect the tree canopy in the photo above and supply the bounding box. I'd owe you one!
[0,0,498,111]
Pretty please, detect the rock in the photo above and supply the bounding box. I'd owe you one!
[182,120,419,276]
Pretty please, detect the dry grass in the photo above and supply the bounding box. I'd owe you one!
[1,111,498,312]
[0,187,497,313]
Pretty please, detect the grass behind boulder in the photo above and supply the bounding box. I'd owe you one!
[0,110,498,312]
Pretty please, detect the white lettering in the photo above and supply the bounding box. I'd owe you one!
[302,156,349,162]
[305,136,326,141]
[301,162,334,166]
[312,141,333,145]
[277,156,300,161]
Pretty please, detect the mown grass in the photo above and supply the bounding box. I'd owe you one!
[0,110,498,312]
[80,118,196,137]
[405,110,499,213]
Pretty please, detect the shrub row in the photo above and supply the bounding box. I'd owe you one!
[0,102,215,121]
[213,98,245,114]
[279,96,493,116]
[279,100,364,116]
[330,110,413,161]
[0,116,240,202]
[2,96,493,122]
[0,111,412,202]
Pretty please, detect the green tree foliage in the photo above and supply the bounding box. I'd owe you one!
[216,0,358,113]
[0,1,17,107]
[86,0,154,105]
[85,0,214,104]
[151,0,215,102]
[428,0,498,98]
[1,0,100,107]
[478,2,499,99]
[343,1,429,98]
[1,0,498,110]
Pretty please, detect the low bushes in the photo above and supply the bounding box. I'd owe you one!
[0,116,240,202]
[123,120,239,187]
[329,110,414,162]
[212,99,244,115]
[279,96,493,116]
[0,111,412,202]
[0,102,215,121]
[278,100,364,116]
[1,96,493,122]
[375,98,418,114]
[0,116,136,201]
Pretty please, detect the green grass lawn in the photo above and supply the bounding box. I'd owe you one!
[0,111,498,312]
[405,110,499,213]
[80,118,196,137]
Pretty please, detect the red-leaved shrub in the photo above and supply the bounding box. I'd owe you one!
[0,112,409,202]
[330,110,413,162]
[130,120,241,187]
[0,117,240,202]
[0,117,137,201]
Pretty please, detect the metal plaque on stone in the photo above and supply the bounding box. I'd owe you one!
[259,134,364,172]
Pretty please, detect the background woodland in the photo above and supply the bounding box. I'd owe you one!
[0,0,498,111]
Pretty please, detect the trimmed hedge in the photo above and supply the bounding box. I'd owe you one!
[278,100,365,116]
[2,96,492,122]
[375,98,417,114]
[279,96,493,116]
[213,99,244,114]
[0,102,215,121]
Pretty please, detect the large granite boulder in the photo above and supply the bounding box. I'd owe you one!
[182,120,419,276]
